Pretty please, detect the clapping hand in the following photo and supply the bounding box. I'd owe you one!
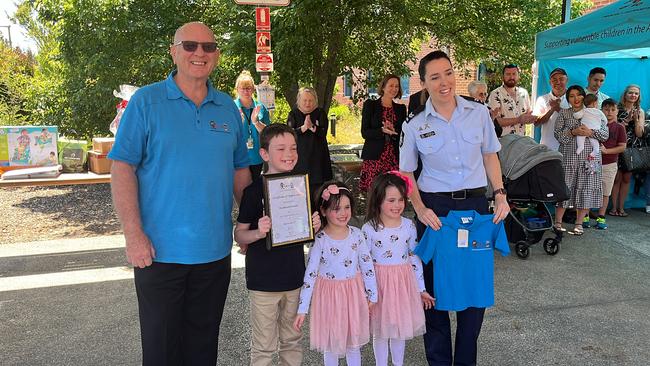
[381,121,397,135]
[549,98,561,112]
[311,211,322,232]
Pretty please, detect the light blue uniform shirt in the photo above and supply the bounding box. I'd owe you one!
[414,210,509,311]
[109,72,249,264]
[399,96,501,192]
[234,98,271,165]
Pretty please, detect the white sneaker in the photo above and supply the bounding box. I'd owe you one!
[646,205,650,214]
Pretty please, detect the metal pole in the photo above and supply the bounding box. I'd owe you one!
[0,25,11,47]
[561,0,571,23]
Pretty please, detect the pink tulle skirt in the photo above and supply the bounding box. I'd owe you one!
[371,263,426,340]
[309,273,370,356]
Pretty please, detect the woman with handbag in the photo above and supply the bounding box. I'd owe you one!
[553,85,609,235]
[609,84,645,217]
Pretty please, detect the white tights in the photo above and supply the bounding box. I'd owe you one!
[323,346,361,366]
[372,337,406,366]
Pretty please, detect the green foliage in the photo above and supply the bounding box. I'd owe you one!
[326,104,362,145]
[0,42,35,125]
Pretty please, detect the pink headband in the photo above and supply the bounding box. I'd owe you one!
[321,184,350,201]
[388,171,413,195]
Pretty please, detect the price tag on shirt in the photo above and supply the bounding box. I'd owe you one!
[457,229,469,248]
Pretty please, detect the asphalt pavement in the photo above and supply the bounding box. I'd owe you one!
[1,210,649,366]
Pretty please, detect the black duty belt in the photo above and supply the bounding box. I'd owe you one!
[434,187,487,200]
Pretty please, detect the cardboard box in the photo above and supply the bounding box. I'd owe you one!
[92,137,115,154]
[0,126,58,167]
[88,151,112,174]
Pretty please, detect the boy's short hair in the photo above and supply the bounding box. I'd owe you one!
[583,94,598,107]
[601,98,617,109]
[259,123,297,150]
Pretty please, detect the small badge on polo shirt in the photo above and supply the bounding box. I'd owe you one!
[471,240,492,251]
[209,121,230,133]
[419,130,436,139]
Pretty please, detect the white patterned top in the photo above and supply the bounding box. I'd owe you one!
[297,226,378,314]
[361,217,426,292]
[487,85,532,136]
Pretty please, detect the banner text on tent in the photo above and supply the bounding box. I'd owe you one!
[543,24,650,50]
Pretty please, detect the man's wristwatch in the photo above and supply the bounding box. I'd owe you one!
[493,188,507,196]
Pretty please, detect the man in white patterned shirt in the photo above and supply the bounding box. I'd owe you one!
[487,64,536,136]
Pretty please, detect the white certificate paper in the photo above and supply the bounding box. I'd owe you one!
[263,173,313,248]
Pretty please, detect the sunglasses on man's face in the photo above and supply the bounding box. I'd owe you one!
[173,40,218,53]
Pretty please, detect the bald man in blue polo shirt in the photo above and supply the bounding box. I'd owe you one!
[109,22,251,366]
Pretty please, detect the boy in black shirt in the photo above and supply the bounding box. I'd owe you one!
[235,123,321,366]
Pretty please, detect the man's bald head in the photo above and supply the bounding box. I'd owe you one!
[173,22,215,43]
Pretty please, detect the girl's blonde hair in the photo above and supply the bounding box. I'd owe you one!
[235,70,255,97]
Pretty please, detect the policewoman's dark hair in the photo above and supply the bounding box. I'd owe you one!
[418,50,452,82]
[314,181,355,229]
[364,173,408,231]
[565,85,586,99]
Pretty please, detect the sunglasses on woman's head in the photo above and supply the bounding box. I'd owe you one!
[173,40,218,53]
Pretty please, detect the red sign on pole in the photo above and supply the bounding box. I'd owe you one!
[256,53,274,72]
[256,32,271,53]
[256,7,271,30]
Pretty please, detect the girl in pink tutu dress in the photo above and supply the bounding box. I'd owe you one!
[362,172,435,366]
[293,181,378,366]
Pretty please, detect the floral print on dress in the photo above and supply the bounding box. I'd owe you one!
[361,217,426,292]
[297,226,379,314]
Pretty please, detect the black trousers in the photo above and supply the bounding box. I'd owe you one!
[134,255,231,366]
[416,192,488,366]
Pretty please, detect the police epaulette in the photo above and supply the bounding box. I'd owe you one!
[404,105,425,124]
[460,95,484,105]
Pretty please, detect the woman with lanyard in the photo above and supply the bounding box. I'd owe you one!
[234,70,271,178]
[399,50,509,366]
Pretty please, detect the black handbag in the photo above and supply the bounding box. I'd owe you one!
[621,135,650,172]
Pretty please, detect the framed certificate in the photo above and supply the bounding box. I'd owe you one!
[262,172,314,249]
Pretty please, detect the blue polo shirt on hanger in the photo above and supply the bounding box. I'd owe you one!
[414,210,509,311]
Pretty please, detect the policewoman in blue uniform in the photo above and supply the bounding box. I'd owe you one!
[399,50,509,366]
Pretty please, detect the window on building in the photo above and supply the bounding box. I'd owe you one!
[400,74,410,98]
[367,70,377,96]
[343,73,352,97]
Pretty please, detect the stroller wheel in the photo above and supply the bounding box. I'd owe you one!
[515,241,530,259]
[543,238,560,256]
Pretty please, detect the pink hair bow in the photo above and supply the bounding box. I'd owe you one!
[321,184,340,201]
[388,171,413,196]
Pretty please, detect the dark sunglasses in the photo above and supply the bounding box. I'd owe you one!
[173,40,218,53]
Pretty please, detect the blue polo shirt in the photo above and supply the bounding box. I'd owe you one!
[109,72,249,264]
[234,98,271,165]
[399,96,501,192]
[414,210,509,311]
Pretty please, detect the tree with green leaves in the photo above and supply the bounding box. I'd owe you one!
[15,0,590,136]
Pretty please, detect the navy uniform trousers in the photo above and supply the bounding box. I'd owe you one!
[416,192,488,366]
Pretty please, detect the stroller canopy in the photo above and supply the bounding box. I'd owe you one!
[498,134,563,181]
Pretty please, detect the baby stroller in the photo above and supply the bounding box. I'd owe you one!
[496,135,570,259]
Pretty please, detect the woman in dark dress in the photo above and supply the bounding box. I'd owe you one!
[359,74,407,191]
[287,87,332,196]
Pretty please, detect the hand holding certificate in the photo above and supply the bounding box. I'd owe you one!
[263,173,314,249]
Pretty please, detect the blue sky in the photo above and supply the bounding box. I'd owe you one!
[1,1,38,53]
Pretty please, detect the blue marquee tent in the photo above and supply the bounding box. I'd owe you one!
[533,0,650,209]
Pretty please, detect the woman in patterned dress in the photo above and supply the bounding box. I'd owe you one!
[359,74,407,191]
[609,84,645,217]
[554,85,609,235]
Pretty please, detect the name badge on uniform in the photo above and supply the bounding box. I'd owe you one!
[457,229,469,248]
[419,130,436,139]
